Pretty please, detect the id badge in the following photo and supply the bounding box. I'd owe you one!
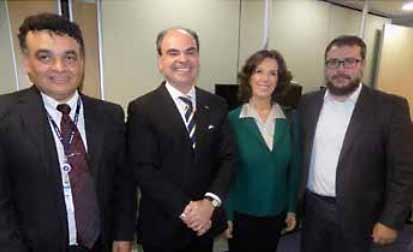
[62,163,72,190]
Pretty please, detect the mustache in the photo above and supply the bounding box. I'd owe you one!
[172,62,191,68]
[332,74,351,80]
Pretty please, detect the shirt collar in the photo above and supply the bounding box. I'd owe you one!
[324,82,362,104]
[165,81,196,105]
[41,91,80,114]
[239,102,286,120]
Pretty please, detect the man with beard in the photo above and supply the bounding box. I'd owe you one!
[126,27,235,252]
[298,35,413,252]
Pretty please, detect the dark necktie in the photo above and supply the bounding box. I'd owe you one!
[57,104,100,249]
[179,96,196,149]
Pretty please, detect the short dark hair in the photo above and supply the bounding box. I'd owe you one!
[238,49,293,103]
[325,35,366,60]
[18,13,84,55]
[156,27,200,55]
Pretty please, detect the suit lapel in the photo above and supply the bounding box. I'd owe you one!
[18,87,62,184]
[18,86,68,238]
[303,91,325,169]
[81,95,104,177]
[18,87,53,172]
[158,84,192,146]
[337,85,371,168]
[194,89,210,158]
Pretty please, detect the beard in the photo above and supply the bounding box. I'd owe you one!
[326,74,360,96]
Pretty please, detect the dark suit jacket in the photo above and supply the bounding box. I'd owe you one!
[127,82,235,249]
[298,85,413,240]
[0,86,137,252]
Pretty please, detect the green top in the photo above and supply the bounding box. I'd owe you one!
[224,106,301,220]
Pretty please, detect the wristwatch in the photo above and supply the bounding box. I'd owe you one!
[204,196,220,208]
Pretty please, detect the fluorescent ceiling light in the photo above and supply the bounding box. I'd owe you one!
[402,1,413,11]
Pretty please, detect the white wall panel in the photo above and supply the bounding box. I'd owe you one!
[101,0,240,109]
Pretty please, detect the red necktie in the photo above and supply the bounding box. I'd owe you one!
[57,104,100,249]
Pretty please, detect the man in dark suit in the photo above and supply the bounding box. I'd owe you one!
[127,27,235,252]
[298,35,413,252]
[0,13,136,252]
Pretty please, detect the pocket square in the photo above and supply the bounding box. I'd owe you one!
[208,124,215,130]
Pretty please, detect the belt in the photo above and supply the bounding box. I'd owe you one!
[69,241,102,252]
[69,245,90,252]
[307,190,336,203]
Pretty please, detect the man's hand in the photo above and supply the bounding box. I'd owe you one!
[371,222,398,246]
[180,199,215,236]
[112,241,132,252]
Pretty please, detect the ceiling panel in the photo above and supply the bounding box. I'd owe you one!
[326,0,413,18]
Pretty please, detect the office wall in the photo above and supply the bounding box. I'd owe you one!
[101,0,240,109]
[101,0,389,109]
[376,24,413,117]
[72,0,101,99]
[239,0,389,93]
[0,1,16,94]
[240,0,329,92]
[0,0,391,106]
[7,0,57,90]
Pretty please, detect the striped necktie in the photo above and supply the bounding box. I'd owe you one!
[179,96,196,149]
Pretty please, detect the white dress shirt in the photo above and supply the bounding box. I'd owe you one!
[307,84,362,197]
[165,81,196,126]
[41,91,87,246]
[165,82,222,206]
[239,102,286,151]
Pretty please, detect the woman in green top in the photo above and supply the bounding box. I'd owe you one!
[224,49,300,252]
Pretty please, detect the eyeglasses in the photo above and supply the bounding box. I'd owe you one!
[325,58,362,69]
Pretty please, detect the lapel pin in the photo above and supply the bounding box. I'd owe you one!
[208,125,215,130]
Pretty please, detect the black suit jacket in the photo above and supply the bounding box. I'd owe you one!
[127,83,235,249]
[0,87,137,252]
[298,85,413,240]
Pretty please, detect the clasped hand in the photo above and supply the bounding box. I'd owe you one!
[180,199,215,236]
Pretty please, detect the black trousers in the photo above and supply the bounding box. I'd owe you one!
[228,211,285,252]
[301,191,371,252]
[142,237,213,252]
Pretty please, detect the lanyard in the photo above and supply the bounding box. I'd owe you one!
[47,98,81,155]
[48,101,80,239]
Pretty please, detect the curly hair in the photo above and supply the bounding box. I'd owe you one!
[18,13,84,55]
[238,49,292,103]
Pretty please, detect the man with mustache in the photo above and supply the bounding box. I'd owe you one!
[298,35,413,252]
[126,27,235,252]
